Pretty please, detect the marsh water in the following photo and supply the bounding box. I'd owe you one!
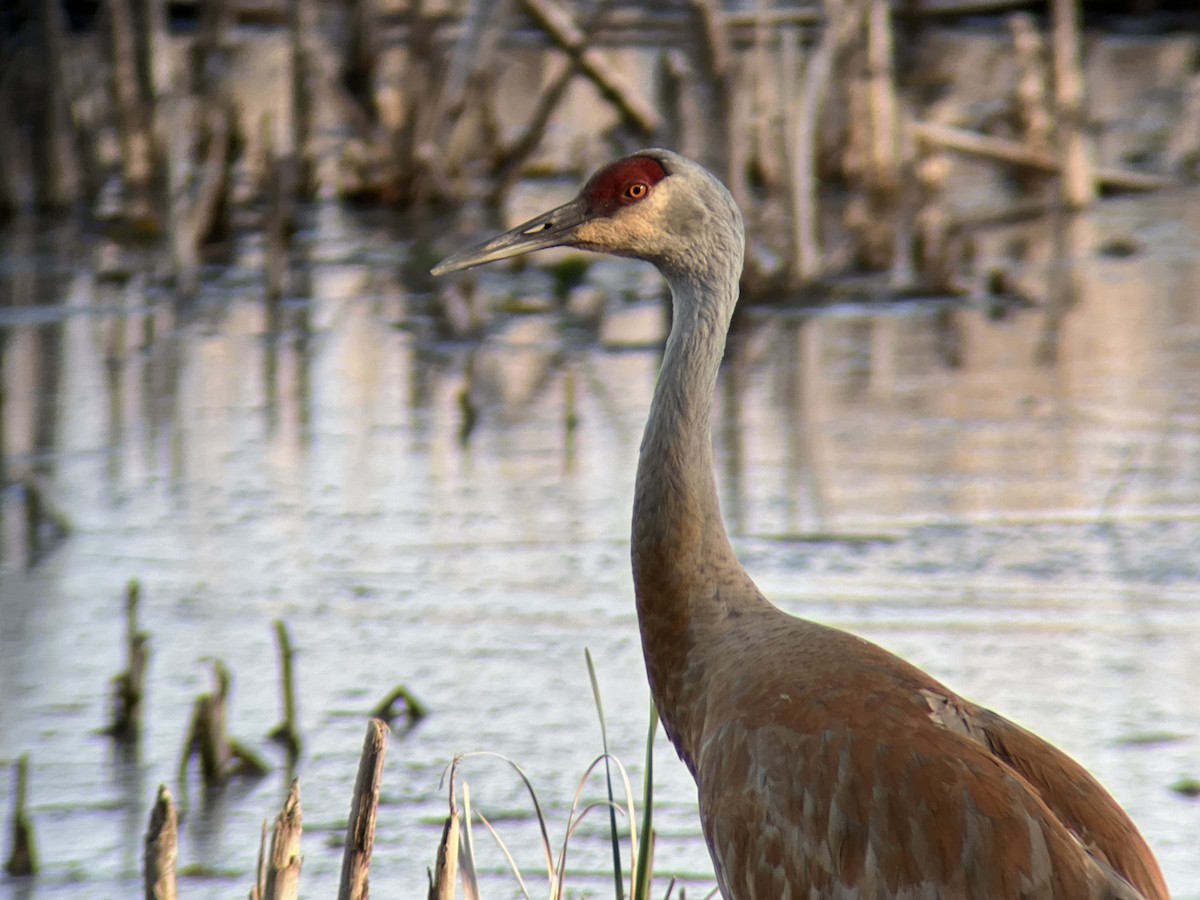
[2,185,1200,898]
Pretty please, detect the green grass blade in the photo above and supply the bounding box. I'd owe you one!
[585,648,625,899]
[634,699,659,900]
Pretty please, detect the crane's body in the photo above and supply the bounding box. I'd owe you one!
[432,149,1168,899]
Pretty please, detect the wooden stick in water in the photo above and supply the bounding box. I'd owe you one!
[1051,0,1094,208]
[289,0,317,198]
[262,118,291,316]
[169,103,233,303]
[250,820,269,899]
[344,0,380,120]
[1009,13,1052,156]
[179,660,270,794]
[36,0,80,208]
[106,0,155,220]
[4,754,37,876]
[144,785,178,900]
[908,120,1175,192]
[520,0,660,136]
[264,780,303,900]
[268,620,302,759]
[427,804,460,900]
[688,0,743,206]
[337,719,389,900]
[106,579,150,741]
[865,0,900,195]
[371,685,429,728]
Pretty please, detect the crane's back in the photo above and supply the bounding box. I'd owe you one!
[675,610,1158,898]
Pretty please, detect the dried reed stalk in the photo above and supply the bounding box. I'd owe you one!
[268,620,302,759]
[36,0,80,207]
[909,121,1174,192]
[689,0,744,206]
[105,579,150,741]
[1050,0,1093,208]
[144,786,178,900]
[4,755,36,876]
[264,780,303,900]
[521,0,659,136]
[337,719,389,900]
[106,0,155,208]
[1009,13,1051,155]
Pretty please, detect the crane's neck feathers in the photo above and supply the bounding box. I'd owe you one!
[628,160,762,759]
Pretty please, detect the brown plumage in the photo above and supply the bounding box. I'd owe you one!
[433,149,1168,899]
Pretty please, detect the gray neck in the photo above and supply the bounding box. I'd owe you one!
[631,270,737,574]
[631,262,763,753]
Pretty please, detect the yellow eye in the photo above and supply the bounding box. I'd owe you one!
[624,182,649,201]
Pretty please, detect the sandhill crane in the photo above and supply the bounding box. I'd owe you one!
[432,149,1168,899]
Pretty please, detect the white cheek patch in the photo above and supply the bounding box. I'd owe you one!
[577,195,667,253]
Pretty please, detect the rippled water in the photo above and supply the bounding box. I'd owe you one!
[2,189,1199,898]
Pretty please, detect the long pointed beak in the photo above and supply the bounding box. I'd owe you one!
[431,195,591,275]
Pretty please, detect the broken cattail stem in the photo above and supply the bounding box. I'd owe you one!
[0,80,34,215]
[252,819,269,899]
[337,719,389,900]
[427,806,460,900]
[688,0,743,208]
[268,620,302,759]
[1034,210,1090,365]
[289,0,317,198]
[264,780,303,900]
[194,0,233,94]
[492,56,576,197]
[198,661,231,785]
[144,785,178,900]
[656,49,692,159]
[179,660,269,794]
[107,579,150,741]
[142,0,170,106]
[491,0,615,200]
[262,120,290,316]
[36,0,81,208]
[371,685,429,729]
[106,0,156,215]
[0,336,7,484]
[564,364,579,435]
[520,0,659,136]
[1050,0,1094,208]
[1009,13,1052,156]
[344,0,380,120]
[865,0,900,195]
[908,121,1174,192]
[4,754,37,877]
[785,4,851,283]
[170,102,234,303]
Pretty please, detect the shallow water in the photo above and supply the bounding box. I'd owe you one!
[2,189,1199,898]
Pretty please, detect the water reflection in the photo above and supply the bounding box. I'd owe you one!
[1,187,1199,897]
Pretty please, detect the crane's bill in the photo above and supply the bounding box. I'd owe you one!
[431,196,590,275]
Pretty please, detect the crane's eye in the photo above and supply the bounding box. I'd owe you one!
[623,182,649,203]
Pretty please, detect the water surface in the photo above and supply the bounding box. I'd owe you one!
[2,190,1199,897]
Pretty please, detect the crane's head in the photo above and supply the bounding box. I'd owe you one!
[431,149,743,278]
